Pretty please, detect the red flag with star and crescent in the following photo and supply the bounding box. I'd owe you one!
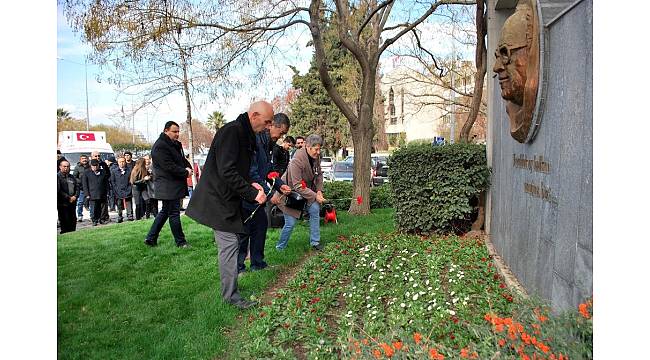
[76,133,96,141]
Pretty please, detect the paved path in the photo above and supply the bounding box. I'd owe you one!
[58,197,191,234]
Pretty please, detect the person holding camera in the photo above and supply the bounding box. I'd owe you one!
[274,134,325,251]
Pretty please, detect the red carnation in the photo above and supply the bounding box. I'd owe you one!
[356,196,363,205]
[267,171,280,180]
[300,179,307,189]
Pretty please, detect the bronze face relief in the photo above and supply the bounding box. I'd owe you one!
[493,0,540,143]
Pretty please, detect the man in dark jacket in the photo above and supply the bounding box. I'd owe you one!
[124,151,135,170]
[73,154,90,222]
[110,156,134,222]
[238,113,292,274]
[186,101,272,309]
[271,135,294,175]
[83,159,110,226]
[57,160,79,233]
[144,121,193,248]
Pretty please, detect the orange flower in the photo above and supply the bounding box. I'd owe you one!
[460,348,469,358]
[471,352,478,359]
[484,313,492,322]
[362,338,369,345]
[429,348,444,360]
[495,324,505,333]
[498,339,506,347]
[372,349,382,359]
[392,341,403,351]
[579,302,592,319]
[380,343,394,357]
[414,332,423,345]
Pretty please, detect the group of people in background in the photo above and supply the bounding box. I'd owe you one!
[57,101,325,311]
[57,149,161,233]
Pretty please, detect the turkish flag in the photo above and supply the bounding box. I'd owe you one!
[76,133,96,141]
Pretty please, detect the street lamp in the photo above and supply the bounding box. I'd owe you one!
[57,57,90,131]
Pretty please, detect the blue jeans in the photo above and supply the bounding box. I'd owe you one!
[276,201,320,249]
[76,190,85,218]
[145,199,187,246]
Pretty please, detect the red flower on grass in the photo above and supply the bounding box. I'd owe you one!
[357,195,363,204]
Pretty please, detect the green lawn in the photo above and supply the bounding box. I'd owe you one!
[57,209,395,360]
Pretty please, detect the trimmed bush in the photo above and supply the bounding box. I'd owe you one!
[322,181,393,210]
[388,142,490,234]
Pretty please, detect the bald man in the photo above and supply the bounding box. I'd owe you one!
[186,101,273,309]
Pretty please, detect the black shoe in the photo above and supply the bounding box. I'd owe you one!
[117,218,123,223]
[229,299,258,310]
[177,243,191,248]
[180,207,186,211]
[93,222,98,226]
[77,218,83,223]
[250,263,268,271]
[145,214,150,219]
[127,218,134,221]
[144,239,157,247]
[311,244,324,251]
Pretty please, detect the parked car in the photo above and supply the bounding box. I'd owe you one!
[331,161,354,182]
[341,154,390,186]
[321,156,334,180]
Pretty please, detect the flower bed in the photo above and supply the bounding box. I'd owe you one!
[232,232,592,359]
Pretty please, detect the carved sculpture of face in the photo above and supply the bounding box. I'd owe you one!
[493,5,530,107]
[492,1,539,144]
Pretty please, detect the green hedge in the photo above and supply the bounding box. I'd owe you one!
[322,181,393,210]
[388,143,490,234]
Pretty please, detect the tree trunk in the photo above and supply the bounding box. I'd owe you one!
[460,0,487,143]
[180,53,196,187]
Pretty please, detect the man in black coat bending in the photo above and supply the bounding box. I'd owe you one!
[145,121,193,248]
[186,101,272,309]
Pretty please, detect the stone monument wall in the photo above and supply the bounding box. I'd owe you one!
[486,0,592,311]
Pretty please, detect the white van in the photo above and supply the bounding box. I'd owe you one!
[58,131,115,171]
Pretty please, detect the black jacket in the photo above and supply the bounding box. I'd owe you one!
[185,113,259,233]
[73,162,90,186]
[271,143,290,175]
[110,166,133,199]
[83,168,110,200]
[57,172,79,208]
[151,132,191,200]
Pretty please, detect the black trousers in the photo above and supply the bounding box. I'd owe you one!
[58,205,76,234]
[145,199,186,246]
[238,205,269,271]
[146,198,159,217]
[91,199,106,224]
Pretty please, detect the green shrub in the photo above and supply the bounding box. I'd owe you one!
[322,182,393,210]
[388,142,490,234]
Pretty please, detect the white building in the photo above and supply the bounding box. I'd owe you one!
[380,61,476,146]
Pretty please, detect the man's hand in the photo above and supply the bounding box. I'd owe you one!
[144,175,151,181]
[69,196,77,203]
[316,191,325,204]
[186,168,193,176]
[252,182,264,191]
[270,192,282,205]
[255,189,267,204]
[279,184,291,195]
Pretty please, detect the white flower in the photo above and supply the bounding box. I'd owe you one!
[372,310,378,315]
[367,304,371,308]
[448,310,456,316]
[450,291,455,296]
[379,276,384,280]
[426,280,430,285]
[463,301,468,306]
[427,305,433,311]
[412,283,418,288]
[413,294,419,301]
[409,277,414,282]
[400,303,406,308]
